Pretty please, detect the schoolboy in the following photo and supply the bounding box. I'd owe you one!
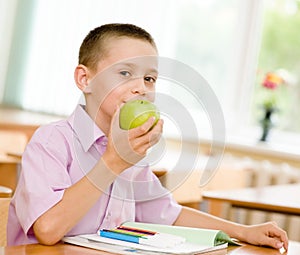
[7,23,288,251]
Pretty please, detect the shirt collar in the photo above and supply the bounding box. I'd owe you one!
[67,104,106,152]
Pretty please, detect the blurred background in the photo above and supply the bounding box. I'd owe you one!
[1,0,300,144]
[1,0,300,242]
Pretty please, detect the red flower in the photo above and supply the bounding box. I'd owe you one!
[260,71,285,109]
[262,72,284,90]
[262,80,277,89]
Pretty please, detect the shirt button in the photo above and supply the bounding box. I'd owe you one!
[101,141,107,146]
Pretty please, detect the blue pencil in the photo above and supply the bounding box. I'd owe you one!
[99,228,186,248]
[100,229,140,244]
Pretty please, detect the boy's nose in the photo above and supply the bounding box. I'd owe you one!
[131,77,146,95]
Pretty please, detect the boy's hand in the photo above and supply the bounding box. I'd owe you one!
[102,107,163,174]
[241,221,288,251]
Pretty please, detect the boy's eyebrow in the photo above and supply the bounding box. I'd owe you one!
[115,62,158,74]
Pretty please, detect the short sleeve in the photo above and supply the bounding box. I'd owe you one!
[133,167,182,225]
[14,126,72,235]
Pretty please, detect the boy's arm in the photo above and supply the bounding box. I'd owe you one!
[33,158,115,245]
[33,115,163,245]
[173,206,288,251]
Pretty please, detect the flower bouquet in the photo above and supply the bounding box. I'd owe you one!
[259,71,284,141]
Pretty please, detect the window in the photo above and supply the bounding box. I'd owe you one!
[251,0,300,134]
[2,0,266,141]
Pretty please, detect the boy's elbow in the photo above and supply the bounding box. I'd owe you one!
[33,219,62,245]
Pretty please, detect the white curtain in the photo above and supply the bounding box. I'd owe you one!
[0,0,18,101]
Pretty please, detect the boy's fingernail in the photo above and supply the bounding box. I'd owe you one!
[276,242,283,248]
[279,246,286,254]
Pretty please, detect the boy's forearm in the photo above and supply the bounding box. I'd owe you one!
[173,206,244,240]
[174,206,288,250]
[33,157,117,245]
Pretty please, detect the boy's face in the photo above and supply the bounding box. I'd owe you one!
[87,37,158,122]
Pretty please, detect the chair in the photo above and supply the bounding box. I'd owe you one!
[0,131,28,156]
[0,198,11,246]
[0,131,26,193]
[0,186,13,198]
[0,155,21,192]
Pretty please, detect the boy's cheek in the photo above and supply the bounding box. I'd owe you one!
[88,81,123,107]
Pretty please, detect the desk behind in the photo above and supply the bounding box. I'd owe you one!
[202,183,300,217]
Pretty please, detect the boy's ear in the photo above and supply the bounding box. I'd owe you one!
[74,65,92,93]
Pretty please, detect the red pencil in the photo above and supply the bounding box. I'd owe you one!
[117,226,157,236]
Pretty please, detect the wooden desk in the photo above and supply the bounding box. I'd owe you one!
[1,241,299,255]
[202,183,300,216]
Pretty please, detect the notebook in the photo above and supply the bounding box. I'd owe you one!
[63,221,241,254]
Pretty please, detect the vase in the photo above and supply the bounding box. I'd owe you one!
[259,107,275,142]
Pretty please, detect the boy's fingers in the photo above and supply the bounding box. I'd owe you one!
[264,237,283,250]
[132,119,163,146]
[109,106,146,165]
[260,223,289,251]
[129,117,159,138]
[148,119,163,145]
[269,223,289,251]
[109,112,163,166]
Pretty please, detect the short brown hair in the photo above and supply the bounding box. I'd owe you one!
[78,23,157,71]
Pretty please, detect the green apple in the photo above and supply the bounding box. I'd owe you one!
[119,100,160,130]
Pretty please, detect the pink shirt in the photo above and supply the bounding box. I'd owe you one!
[7,104,181,246]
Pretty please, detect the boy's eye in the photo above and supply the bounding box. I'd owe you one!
[120,71,131,77]
[144,76,157,83]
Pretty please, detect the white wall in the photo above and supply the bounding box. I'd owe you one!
[0,0,18,102]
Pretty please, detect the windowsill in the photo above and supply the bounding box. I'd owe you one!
[164,126,300,166]
[1,106,299,165]
[225,127,300,160]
